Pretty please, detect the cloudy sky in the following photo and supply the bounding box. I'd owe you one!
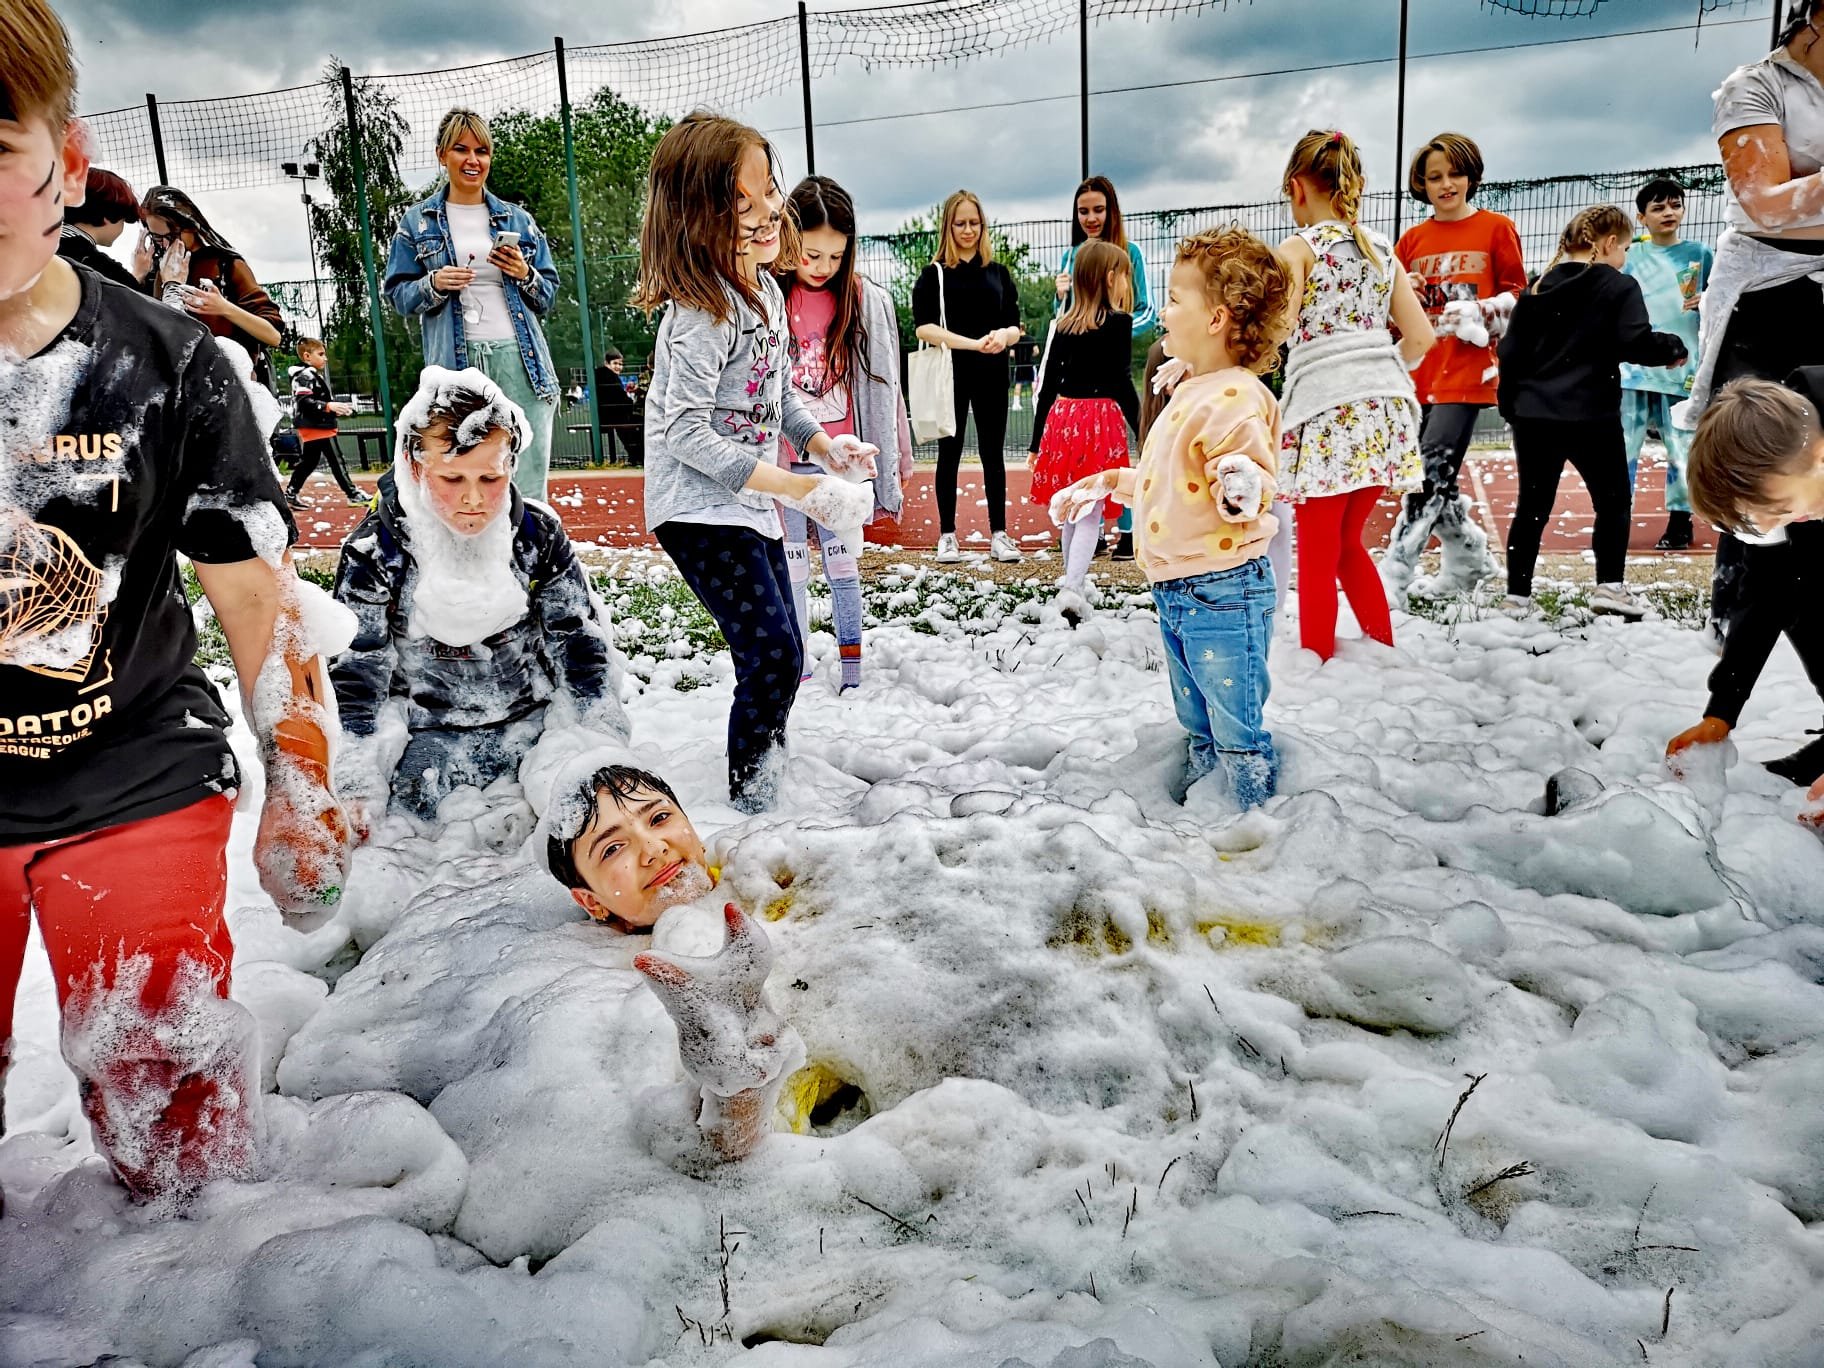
[65,0,1780,284]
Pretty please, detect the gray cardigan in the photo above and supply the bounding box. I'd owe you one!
[643,273,824,536]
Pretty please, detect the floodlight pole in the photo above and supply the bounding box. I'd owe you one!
[1080,0,1090,179]
[1393,0,1410,241]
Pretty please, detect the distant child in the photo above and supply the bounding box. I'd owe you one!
[1384,131,1528,601]
[1621,177,1713,549]
[330,367,629,826]
[1496,206,1687,619]
[1030,239,1140,591]
[1051,226,1292,807]
[774,175,912,691]
[595,344,644,465]
[285,337,363,508]
[1053,176,1158,561]
[1275,129,1434,659]
[633,114,877,812]
[1669,374,1824,799]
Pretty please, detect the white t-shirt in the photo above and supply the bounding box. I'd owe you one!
[445,201,515,341]
[1714,51,1824,233]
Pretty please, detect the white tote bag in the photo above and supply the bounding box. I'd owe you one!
[907,262,957,444]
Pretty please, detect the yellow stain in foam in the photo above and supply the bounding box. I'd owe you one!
[1193,913,1282,948]
[761,890,796,922]
[780,1061,849,1135]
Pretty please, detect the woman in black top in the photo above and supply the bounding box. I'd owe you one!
[913,190,1024,562]
[58,168,142,289]
[1496,206,1685,616]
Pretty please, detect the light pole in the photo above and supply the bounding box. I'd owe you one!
[282,159,326,341]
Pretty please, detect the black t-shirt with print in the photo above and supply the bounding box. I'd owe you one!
[0,265,296,842]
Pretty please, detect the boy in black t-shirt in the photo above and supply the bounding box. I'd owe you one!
[0,1,349,1209]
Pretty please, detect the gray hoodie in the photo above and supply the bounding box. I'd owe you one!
[642,272,824,536]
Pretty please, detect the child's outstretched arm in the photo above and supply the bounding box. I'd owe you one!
[1389,264,1437,368]
[1614,277,1688,369]
[326,532,400,840]
[1198,408,1279,523]
[634,903,804,1162]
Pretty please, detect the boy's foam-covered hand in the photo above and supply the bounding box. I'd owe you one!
[1437,300,1489,349]
[1048,470,1119,528]
[782,475,874,530]
[1479,292,1517,340]
[1214,454,1265,521]
[634,903,798,1097]
[1802,776,1824,831]
[256,710,352,930]
[817,434,879,480]
[1666,716,1731,758]
[1151,356,1191,395]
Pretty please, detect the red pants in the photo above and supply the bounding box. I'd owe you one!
[0,794,257,1205]
[1296,487,1395,659]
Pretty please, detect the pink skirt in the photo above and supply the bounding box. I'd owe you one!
[1029,396,1130,518]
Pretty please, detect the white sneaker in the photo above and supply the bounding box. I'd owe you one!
[1495,593,1533,618]
[991,531,1022,563]
[1588,582,1648,619]
[935,532,963,564]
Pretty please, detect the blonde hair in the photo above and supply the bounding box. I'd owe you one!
[935,190,992,269]
[633,112,799,325]
[434,108,493,161]
[1688,378,1821,533]
[1058,239,1133,335]
[0,0,75,131]
[1407,131,1484,206]
[1283,128,1381,270]
[1539,204,1632,284]
[1175,225,1293,373]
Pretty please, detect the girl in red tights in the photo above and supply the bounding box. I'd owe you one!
[1275,130,1436,658]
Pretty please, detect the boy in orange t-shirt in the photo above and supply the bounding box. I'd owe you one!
[1383,132,1528,601]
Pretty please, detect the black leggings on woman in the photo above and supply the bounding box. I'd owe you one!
[653,521,803,813]
[1506,416,1633,598]
[936,354,1010,536]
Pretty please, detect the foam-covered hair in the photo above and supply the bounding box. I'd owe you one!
[396,365,531,467]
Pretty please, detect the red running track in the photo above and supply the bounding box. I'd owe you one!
[290,451,1715,557]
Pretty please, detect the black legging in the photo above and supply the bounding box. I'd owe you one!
[936,354,1010,535]
[287,437,361,500]
[653,520,803,813]
[1506,416,1632,597]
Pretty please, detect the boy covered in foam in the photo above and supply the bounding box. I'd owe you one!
[329,366,629,826]
[539,749,802,1160]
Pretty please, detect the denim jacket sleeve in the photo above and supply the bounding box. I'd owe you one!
[515,213,560,318]
[383,219,445,319]
[329,525,399,737]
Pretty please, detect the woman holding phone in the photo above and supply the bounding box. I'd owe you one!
[384,107,563,500]
[136,184,285,387]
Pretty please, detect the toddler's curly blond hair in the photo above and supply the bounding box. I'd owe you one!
[1175,225,1292,373]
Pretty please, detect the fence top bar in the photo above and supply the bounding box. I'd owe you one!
[156,78,322,110]
[361,47,559,82]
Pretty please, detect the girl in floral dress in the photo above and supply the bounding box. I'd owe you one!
[1275,130,1435,658]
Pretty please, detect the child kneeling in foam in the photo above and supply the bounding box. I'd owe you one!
[329,366,629,827]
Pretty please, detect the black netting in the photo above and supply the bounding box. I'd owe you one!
[1481,0,1754,14]
[567,20,800,116]
[80,105,159,194]
[373,52,562,183]
[152,82,325,192]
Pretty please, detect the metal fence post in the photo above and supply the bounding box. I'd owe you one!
[145,94,168,185]
[1393,0,1410,242]
[798,3,816,174]
[555,38,602,466]
[1079,0,1090,179]
[341,65,394,443]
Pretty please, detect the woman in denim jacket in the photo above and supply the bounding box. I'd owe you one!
[384,107,562,501]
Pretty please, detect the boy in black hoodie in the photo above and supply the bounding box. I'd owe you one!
[1497,206,1686,618]
[285,338,363,508]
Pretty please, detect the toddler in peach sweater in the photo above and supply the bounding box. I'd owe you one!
[1052,226,1292,807]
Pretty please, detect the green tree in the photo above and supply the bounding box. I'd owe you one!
[307,60,418,409]
[484,88,670,383]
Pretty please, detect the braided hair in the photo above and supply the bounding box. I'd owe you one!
[1281,129,1381,270]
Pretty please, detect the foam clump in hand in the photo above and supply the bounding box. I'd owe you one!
[1213,454,1264,520]
[787,475,874,531]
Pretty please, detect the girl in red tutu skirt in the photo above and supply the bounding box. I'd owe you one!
[1029,240,1141,589]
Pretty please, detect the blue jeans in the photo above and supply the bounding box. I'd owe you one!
[1153,559,1278,808]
